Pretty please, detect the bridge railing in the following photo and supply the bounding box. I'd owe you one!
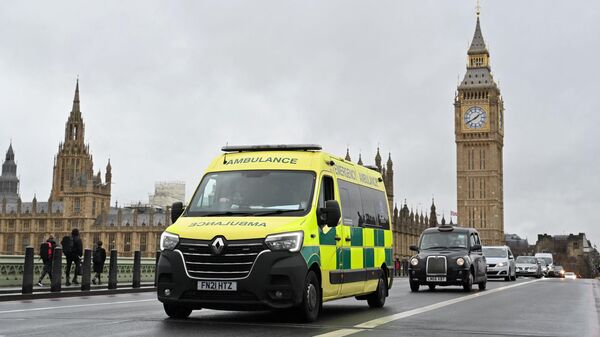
[1,246,160,294]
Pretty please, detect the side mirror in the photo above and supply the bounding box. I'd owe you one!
[471,244,482,251]
[318,200,341,227]
[171,202,184,223]
[509,255,514,260]
[409,245,419,252]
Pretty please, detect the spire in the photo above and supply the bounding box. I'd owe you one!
[345,147,351,161]
[71,77,81,114]
[468,17,488,55]
[375,147,382,170]
[6,142,14,161]
[357,153,363,166]
[386,152,393,171]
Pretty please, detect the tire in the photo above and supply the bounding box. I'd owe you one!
[478,280,486,290]
[296,270,321,322]
[409,280,420,292]
[428,284,436,291]
[163,303,193,319]
[463,271,473,292]
[367,274,387,308]
[504,276,510,281]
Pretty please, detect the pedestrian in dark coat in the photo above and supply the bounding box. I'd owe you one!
[63,228,83,286]
[92,240,107,285]
[38,235,56,286]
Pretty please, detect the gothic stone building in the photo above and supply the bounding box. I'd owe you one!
[455,15,505,245]
[0,81,169,257]
[535,233,599,278]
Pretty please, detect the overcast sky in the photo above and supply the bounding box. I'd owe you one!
[1,1,598,246]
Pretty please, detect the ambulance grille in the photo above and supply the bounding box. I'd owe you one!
[426,256,447,275]
[178,238,268,279]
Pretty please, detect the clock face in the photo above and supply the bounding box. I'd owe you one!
[464,106,487,129]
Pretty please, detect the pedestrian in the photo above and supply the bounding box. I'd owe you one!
[92,240,107,285]
[37,235,56,287]
[61,228,83,286]
[394,258,401,277]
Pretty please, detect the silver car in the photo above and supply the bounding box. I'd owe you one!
[515,256,542,278]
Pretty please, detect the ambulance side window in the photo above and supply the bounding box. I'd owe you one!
[318,176,334,209]
[337,179,362,226]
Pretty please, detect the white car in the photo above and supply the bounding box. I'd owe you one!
[564,272,577,280]
[483,246,516,281]
[515,256,542,278]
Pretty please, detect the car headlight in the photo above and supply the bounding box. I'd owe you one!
[456,258,465,266]
[160,232,179,251]
[496,262,507,267]
[265,231,304,252]
[410,258,419,266]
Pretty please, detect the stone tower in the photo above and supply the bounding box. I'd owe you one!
[0,143,20,203]
[455,14,505,245]
[50,79,112,218]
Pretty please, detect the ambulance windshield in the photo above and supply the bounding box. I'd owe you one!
[186,170,315,217]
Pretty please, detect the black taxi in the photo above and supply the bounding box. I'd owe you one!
[408,225,487,292]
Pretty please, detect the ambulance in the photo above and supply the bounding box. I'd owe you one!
[156,145,394,322]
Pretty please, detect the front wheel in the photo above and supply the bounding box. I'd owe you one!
[463,271,473,292]
[428,284,436,291]
[163,303,193,319]
[296,271,321,322]
[367,274,387,308]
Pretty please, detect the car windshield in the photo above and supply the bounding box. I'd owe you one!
[537,257,553,265]
[483,248,507,258]
[186,170,315,216]
[419,232,468,250]
[516,256,537,264]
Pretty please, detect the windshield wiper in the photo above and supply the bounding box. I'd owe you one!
[424,246,448,250]
[448,246,467,249]
[252,209,306,216]
[200,211,256,217]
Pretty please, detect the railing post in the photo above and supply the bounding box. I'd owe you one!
[154,250,161,287]
[132,251,141,288]
[22,246,34,294]
[51,247,62,292]
[108,249,118,290]
[81,249,92,291]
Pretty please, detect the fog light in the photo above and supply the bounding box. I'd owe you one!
[275,291,283,298]
[164,289,171,296]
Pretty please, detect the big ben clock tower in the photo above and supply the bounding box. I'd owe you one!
[455,12,505,245]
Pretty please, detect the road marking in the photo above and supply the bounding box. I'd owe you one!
[0,299,156,314]
[315,279,543,337]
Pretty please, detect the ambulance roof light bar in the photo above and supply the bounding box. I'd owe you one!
[222,144,322,152]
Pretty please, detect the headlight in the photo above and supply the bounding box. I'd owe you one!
[456,258,465,266]
[410,258,419,266]
[160,232,179,251]
[265,231,304,252]
[497,262,507,267]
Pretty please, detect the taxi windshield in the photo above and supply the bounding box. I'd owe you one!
[186,170,315,217]
[419,232,468,250]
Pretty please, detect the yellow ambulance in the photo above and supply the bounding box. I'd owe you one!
[157,145,393,322]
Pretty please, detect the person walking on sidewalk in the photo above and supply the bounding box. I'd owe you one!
[92,240,106,285]
[394,258,401,277]
[61,228,83,286]
[38,235,56,287]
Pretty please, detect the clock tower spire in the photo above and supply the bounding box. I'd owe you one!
[455,13,505,245]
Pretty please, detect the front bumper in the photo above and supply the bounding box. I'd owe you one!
[516,267,539,276]
[408,266,470,286]
[156,249,308,310]
[486,265,509,278]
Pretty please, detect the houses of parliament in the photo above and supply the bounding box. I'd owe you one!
[0,13,505,258]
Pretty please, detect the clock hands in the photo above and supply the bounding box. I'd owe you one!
[467,113,482,124]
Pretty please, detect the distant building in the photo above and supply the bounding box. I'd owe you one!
[505,233,533,256]
[0,80,168,257]
[535,233,599,278]
[149,181,185,207]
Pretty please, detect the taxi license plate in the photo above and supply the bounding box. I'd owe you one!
[426,276,446,282]
[197,281,237,291]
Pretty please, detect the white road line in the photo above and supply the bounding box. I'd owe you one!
[0,299,156,314]
[315,279,544,337]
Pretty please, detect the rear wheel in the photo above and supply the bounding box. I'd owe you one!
[296,271,321,322]
[163,303,193,319]
[367,274,387,308]
[463,271,473,292]
[478,279,487,290]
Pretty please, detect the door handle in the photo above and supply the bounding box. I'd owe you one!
[335,236,341,241]
[345,237,352,242]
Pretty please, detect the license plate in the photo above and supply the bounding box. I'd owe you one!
[427,276,446,282]
[197,281,237,291]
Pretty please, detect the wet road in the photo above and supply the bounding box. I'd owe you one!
[0,277,598,337]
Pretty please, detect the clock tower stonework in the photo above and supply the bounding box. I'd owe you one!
[455,15,505,245]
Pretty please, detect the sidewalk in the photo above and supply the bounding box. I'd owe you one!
[0,282,156,301]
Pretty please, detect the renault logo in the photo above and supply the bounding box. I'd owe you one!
[211,237,226,255]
